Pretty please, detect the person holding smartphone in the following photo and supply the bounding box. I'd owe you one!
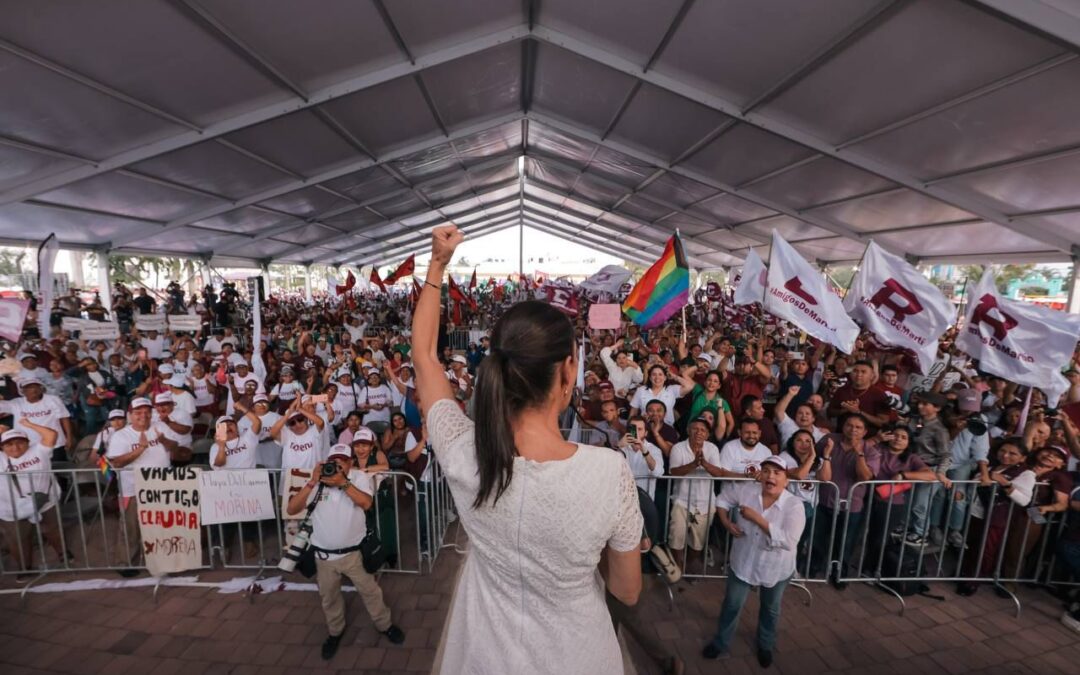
[619,417,664,499]
[211,407,261,470]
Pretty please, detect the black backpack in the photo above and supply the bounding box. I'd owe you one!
[879,543,942,599]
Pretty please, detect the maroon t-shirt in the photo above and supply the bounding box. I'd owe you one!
[827,383,891,430]
[723,375,765,419]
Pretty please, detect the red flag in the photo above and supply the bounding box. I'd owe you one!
[370,268,387,293]
[448,275,465,303]
[384,254,415,285]
[335,270,356,296]
[449,276,476,310]
[410,278,422,305]
[469,267,477,290]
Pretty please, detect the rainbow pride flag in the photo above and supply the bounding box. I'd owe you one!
[622,233,690,328]
[97,454,114,482]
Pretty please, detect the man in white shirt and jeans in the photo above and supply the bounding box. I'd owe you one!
[668,417,724,570]
[703,455,805,668]
[287,445,404,661]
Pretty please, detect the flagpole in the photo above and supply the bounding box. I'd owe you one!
[844,240,872,298]
[758,242,776,348]
[954,276,969,326]
[678,227,687,338]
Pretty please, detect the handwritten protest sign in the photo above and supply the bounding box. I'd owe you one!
[135,466,202,576]
[198,469,275,525]
[168,314,202,332]
[588,303,623,330]
[281,467,313,520]
[135,314,167,332]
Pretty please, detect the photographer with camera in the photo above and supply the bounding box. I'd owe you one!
[286,444,405,661]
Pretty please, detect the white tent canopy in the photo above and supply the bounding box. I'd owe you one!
[2,0,1079,272]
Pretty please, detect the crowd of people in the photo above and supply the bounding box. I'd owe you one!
[3,252,1080,671]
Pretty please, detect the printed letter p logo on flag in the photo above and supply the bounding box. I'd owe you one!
[970,293,1019,340]
[869,278,923,322]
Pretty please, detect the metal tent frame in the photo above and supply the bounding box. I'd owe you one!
[2,0,1079,273]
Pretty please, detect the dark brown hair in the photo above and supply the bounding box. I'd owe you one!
[473,301,574,508]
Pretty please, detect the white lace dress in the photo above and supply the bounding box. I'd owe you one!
[427,399,643,675]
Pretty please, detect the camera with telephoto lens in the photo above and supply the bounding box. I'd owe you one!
[278,523,312,573]
[320,462,340,478]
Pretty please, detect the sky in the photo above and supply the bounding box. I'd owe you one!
[414,224,626,277]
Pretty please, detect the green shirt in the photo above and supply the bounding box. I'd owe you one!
[687,383,730,424]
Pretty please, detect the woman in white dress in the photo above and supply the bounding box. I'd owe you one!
[413,225,644,675]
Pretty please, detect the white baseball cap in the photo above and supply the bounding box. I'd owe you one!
[1,429,28,443]
[16,376,44,390]
[349,427,376,444]
[107,409,127,420]
[129,397,152,409]
[154,392,174,405]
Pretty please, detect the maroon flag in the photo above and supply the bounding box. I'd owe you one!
[469,267,477,290]
[384,255,415,285]
[542,283,579,316]
[370,268,387,293]
[335,270,356,296]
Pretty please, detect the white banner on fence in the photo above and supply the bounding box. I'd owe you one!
[168,314,202,332]
[136,466,202,577]
[135,314,167,332]
[198,469,275,525]
[79,320,120,341]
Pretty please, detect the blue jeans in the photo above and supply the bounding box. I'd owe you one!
[909,482,941,535]
[709,573,791,653]
[1057,539,1080,579]
[930,468,973,532]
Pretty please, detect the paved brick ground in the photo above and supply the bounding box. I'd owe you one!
[1,533,1078,674]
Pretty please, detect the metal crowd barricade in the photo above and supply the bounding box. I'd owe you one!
[0,464,456,601]
[640,474,841,606]
[836,478,1064,616]
[2,465,1070,617]
[1041,513,1080,594]
[447,329,471,351]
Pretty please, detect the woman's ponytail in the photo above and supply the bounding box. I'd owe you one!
[471,302,574,507]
